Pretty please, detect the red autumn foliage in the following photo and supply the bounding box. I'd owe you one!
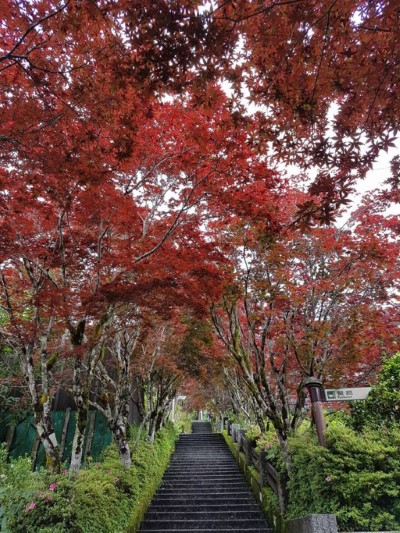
[1,1,400,469]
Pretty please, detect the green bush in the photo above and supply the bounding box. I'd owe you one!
[245,424,262,441]
[285,422,400,531]
[0,423,177,533]
[350,353,400,431]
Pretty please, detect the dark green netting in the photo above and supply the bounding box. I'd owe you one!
[90,411,112,460]
[0,412,12,442]
[62,410,77,464]
[0,411,112,468]
[9,415,37,459]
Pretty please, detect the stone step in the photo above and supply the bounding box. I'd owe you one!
[161,481,250,489]
[176,438,225,441]
[141,519,269,530]
[146,510,265,520]
[175,445,228,447]
[179,436,223,439]
[152,493,254,502]
[168,463,237,466]
[177,436,224,440]
[139,530,270,533]
[172,449,233,452]
[169,459,236,462]
[161,478,248,483]
[157,488,253,495]
[170,455,235,459]
[170,458,236,461]
[151,494,257,503]
[165,471,241,476]
[149,504,260,512]
[162,474,245,481]
[166,466,240,471]
[183,435,218,437]
[168,457,236,461]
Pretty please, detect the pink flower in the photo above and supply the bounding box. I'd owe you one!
[49,483,58,491]
[325,476,333,482]
[24,501,36,512]
[62,469,68,476]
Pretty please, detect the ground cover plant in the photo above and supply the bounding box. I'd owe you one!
[0,424,177,533]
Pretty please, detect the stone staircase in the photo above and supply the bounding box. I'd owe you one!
[140,421,272,532]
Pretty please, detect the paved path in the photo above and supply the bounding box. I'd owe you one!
[140,421,272,532]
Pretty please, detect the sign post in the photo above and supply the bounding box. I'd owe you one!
[303,377,327,447]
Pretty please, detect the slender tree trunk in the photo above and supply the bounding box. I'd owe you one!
[113,415,131,468]
[34,407,61,472]
[70,360,89,473]
[70,405,88,472]
[148,413,157,443]
[276,429,291,474]
[129,375,144,424]
[22,340,61,472]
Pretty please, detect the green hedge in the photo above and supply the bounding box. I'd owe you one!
[0,423,177,532]
[286,422,400,532]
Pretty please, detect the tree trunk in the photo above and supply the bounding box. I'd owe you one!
[23,340,61,472]
[129,375,144,425]
[70,380,89,473]
[113,415,131,468]
[276,431,291,474]
[34,410,61,472]
[148,414,157,443]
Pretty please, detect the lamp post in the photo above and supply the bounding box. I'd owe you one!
[303,377,327,447]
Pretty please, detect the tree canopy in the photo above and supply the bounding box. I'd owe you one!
[1,0,399,470]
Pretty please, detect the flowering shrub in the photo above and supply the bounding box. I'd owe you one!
[24,501,36,512]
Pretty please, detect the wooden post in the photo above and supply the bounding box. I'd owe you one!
[304,378,327,447]
[259,451,287,513]
[310,392,327,447]
[238,429,247,452]
[242,436,255,466]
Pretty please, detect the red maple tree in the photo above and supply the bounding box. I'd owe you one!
[212,188,400,468]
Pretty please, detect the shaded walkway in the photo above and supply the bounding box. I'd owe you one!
[140,421,271,532]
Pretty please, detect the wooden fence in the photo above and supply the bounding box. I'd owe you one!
[221,418,287,513]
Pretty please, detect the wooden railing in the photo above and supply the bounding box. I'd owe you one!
[220,417,287,513]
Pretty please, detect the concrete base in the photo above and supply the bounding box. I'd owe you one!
[286,514,338,533]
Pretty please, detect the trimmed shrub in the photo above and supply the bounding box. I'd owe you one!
[285,422,400,532]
